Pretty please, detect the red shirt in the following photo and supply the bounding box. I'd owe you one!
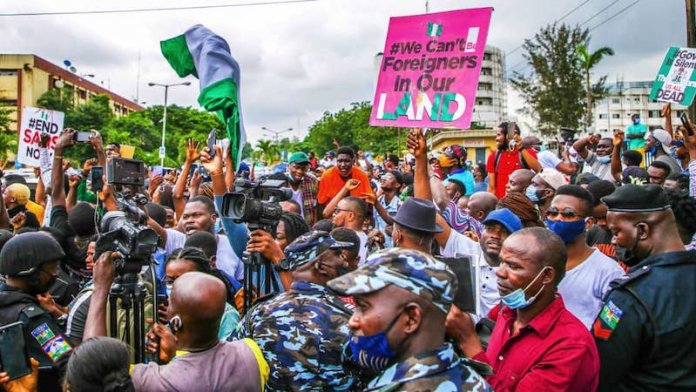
[487,149,538,199]
[473,296,599,392]
[317,166,373,205]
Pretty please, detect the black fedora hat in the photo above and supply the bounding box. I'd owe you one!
[392,197,443,233]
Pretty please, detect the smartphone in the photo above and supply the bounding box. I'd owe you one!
[207,129,217,158]
[152,166,165,177]
[73,131,93,143]
[680,112,694,136]
[0,322,32,380]
[89,166,104,193]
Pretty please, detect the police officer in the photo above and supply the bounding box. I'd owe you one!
[328,248,491,391]
[0,232,72,392]
[594,184,696,391]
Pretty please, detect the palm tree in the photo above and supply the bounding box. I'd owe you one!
[256,139,279,164]
[576,44,614,130]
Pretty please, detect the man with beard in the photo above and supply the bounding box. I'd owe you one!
[526,169,567,218]
[594,185,696,391]
[486,122,541,198]
[546,186,623,329]
[268,152,319,226]
[0,232,72,391]
[317,147,373,207]
[364,170,402,248]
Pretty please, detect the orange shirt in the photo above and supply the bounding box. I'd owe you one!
[317,166,373,205]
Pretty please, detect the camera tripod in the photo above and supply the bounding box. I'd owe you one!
[108,265,158,363]
[242,251,281,314]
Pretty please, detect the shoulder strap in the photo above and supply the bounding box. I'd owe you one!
[518,150,529,169]
[494,150,503,172]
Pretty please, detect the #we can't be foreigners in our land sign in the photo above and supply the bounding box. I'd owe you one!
[370,7,493,130]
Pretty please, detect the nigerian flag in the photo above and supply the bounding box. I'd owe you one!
[427,22,442,37]
[160,24,245,170]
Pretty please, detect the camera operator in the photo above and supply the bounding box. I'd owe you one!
[50,129,113,283]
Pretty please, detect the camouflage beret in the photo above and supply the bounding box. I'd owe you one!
[327,248,457,314]
[279,230,353,271]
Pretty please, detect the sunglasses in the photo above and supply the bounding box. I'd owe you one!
[545,208,584,219]
[332,208,354,216]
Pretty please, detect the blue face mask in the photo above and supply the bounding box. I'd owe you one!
[597,155,611,164]
[348,310,403,373]
[633,117,640,125]
[525,185,540,203]
[500,267,550,310]
[165,283,173,298]
[546,218,586,244]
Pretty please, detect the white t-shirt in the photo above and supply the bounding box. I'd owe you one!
[538,150,562,171]
[558,249,624,329]
[357,231,368,266]
[291,188,304,217]
[441,231,500,319]
[164,228,244,281]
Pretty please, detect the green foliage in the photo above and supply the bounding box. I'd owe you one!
[256,139,279,164]
[576,44,614,129]
[304,101,400,156]
[36,87,75,113]
[241,142,253,159]
[511,23,611,136]
[0,105,17,159]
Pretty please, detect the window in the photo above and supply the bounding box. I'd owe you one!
[480,67,492,75]
[598,114,607,119]
[78,89,87,99]
[478,82,492,91]
[0,70,17,76]
[648,110,660,118]
[612,113,621,119]
[483,53,492,61]
[0,100,17,106]
[611,98,620,104]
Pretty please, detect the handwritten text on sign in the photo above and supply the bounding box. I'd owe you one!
[17,107,64,166]
[370,8,493,129]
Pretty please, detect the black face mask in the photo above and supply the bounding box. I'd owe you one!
[615,226,642,267]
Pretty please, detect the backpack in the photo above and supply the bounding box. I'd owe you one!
[494,149,529,172]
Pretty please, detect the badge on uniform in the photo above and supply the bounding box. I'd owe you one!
[593,300,623,340]
[31,323,72,363]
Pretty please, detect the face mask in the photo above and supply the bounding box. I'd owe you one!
[597,155,611,164]
[165,283,173,298]
[545,218,586,244]
[348,309,403,373]
[525,185,540,203]
[286,173,300,184]
[500,267,549,310]
[633,118,640,125]
[615,226,642,266]
[648,145,658,156]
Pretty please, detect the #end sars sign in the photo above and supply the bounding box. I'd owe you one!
[370,7,493,129]
[17,107,64,167]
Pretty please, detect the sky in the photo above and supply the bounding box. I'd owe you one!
[1,0,686,144]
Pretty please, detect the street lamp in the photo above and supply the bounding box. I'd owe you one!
[261,127,293,143]
[148,81,192,166]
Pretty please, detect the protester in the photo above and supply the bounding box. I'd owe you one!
[320,150,336,168]
[365,170,402,248]
[526,169,567,218]
[547,185,624,328]
[664,189,696,249]
[391,197,441,254]
[442,144,475,195]
[317,147,373,206]
[65,337,134,392]
[328,248,490,391]
[595,185,696,390]
[523,135,577,175]
[446,227,600,391]
[268,151,320,226]
[487,122,541,198]
[646,160,671,186]
[572,134,615,181]
[644,128,681,175]
[328,196,369,264]
[585,180,618,260]
[4,183,40,230]
[625,113,647,158]
[233,231,359,391]
[505,168,535,194]
[497,191,545,228]
[472,162,489,192]
[664,172,689,191]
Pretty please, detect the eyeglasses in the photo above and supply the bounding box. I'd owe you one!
[332,208,353,216]
[545,208,585,219]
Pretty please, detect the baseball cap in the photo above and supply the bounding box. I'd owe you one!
[327,248,456,314]
[647,129,672,153]
[288,152,310,164]
[482,208,522,234]
[538,169,568,190]
[279,231,353,270]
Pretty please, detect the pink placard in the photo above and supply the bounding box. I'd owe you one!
[370,8,493,129]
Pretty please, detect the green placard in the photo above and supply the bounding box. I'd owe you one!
[649,47,696,106]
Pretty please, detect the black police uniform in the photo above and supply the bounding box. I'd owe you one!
[593,250,696,391]
[0,284,72,392]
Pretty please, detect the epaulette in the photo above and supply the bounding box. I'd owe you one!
[608,264,651,290]
[20,305,46,319]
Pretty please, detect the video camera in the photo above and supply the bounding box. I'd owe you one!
[220,177,292,235]
[96,158,158,273]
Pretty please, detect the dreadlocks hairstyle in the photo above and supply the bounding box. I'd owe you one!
[279,212,311,245]
[166,247,234,304]
[497,191,545,228]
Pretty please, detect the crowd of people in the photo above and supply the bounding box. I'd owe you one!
[0,103,694,391]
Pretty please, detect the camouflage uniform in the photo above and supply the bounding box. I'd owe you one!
[233,281,357,391]
[232,231,358,391]
[328,248,492,392]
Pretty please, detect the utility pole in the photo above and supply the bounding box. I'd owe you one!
[687,0,696,120]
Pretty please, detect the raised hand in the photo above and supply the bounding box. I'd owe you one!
[185,138,201,163]
[200,145,223,175]
[612,130,625,147]
[344,179,360,191]
[407,128,427,158]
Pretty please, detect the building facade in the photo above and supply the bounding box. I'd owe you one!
[0,54,143,132]
[472,45,507,129]
[593,80,687,134]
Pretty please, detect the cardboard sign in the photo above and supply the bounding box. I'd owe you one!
[439,255,477,313]
[649,47,696,106]
[370,8,493,129]
[17,107,64,166]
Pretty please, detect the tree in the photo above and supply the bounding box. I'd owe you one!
[576,44,614,129]
[511,23,609,136]
[241,142,253,160]
[0,105,17,159]
[256,139,279,164]
[36,87,75,113]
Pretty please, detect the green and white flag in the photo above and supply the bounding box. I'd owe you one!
[160,24,245,170]
[427,22,442,37]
